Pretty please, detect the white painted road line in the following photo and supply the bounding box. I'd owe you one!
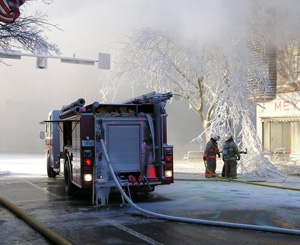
[105,219,164,245]
[24,180,62,198]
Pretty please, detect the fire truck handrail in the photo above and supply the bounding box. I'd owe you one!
[145,113,156,160]
[39,120,79,124]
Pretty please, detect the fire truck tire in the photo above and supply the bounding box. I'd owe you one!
[47,154,57,178]
[64,160,74,195]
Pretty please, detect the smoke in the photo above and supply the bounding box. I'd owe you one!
[1,0,300,155]
[154,0,249,45]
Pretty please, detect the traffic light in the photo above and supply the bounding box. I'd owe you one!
[36,56,47,69]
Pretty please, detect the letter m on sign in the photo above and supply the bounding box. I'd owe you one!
[274,102,281,111]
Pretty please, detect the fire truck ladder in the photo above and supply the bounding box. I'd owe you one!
[121,91,173,104]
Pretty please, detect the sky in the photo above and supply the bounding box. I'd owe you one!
[0,0,296,157]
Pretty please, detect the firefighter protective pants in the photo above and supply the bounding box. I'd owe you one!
[224,160,237,179]
[206,158,216,176]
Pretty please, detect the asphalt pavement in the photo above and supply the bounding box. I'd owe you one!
[1,156,300,244]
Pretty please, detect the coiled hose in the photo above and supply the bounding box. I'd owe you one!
[0,195,71,245]
[101,139,300,236]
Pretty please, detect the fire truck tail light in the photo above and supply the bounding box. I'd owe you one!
[165,156,172,163]
[84,159,92,166]
[128,175,136,183]
[164,147,173,163]
[84,174,92,182]
[165,170,172,178]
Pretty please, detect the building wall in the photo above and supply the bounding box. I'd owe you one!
[257,37,300,157]
[257,91,300,157]
[254,2,300,159]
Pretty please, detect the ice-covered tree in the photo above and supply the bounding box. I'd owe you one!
[101,1,285,178]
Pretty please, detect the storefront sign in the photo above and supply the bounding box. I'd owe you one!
[274,100,299,111]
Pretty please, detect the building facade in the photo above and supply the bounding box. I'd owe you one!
[257,91,300,157]
[255,2,300,159]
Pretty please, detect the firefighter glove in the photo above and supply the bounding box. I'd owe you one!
[203,156,207,161]
[236,155,240,160]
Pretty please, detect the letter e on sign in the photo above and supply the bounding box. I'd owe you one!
[283,101,289,111]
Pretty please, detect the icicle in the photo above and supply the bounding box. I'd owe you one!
[95,187,111,206]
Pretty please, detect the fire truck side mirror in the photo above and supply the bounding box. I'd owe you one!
[39,131,45,140]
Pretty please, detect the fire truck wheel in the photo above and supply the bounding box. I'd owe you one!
[64,160,74,195]
[47,154,57,178]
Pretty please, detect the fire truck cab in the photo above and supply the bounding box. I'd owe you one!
[43,110,61,177]
[40,92,174,203]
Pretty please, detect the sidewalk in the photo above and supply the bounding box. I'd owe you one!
[173,160,300,189]
[174,172,271,182]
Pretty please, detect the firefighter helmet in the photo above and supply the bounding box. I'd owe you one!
[225,134,233,140]
[211,133,220,141]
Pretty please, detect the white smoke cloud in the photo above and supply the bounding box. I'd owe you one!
[1,0,300,155]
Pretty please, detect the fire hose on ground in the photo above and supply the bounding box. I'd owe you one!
[1,150,300,244]
[0,195,71,245]
[203,159,300,192]
[100,139,300,236]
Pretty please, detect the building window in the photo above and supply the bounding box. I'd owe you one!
[292,121,300,154]
[286,40,300,83]
[263,121,291,153]
[292,54,300,80]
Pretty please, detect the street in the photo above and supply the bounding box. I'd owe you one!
[1,154,300,244]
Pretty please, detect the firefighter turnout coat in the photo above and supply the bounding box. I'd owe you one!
[203,138,219,177]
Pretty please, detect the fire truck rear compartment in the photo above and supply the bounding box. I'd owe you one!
[106,123,142,174]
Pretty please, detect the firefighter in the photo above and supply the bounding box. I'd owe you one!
[222,134,240,179]
[203,133,220,178]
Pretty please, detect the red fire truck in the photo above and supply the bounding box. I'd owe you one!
[40,92,174,203]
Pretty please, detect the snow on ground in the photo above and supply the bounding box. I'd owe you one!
[0,154,205,177]
[0,153,46,177]
[0,154,208,177]
[174,158,300,192]
[174,157,300,177]
[174,158,223,174]
[0,153,299,184]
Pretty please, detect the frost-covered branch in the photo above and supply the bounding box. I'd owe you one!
[0,10,61,56]
[101,0,286,177]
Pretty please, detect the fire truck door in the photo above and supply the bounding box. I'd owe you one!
[73,121,81,184]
